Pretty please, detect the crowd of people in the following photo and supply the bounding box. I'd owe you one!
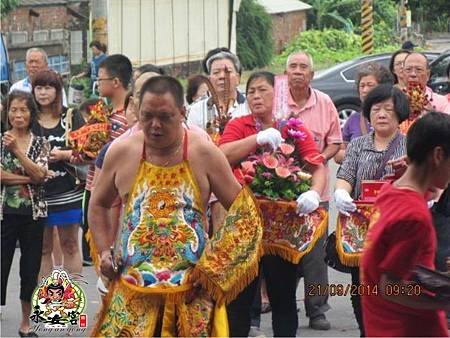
[1,43,450,337]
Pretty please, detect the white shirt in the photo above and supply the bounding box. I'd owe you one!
[187,91,248,130]
[10,77,68,107]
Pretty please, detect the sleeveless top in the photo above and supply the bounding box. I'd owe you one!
[119,130,208,288]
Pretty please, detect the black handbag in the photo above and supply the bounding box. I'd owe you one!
[324,231,351,273]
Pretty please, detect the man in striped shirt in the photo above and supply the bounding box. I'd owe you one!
[82,54,132,265]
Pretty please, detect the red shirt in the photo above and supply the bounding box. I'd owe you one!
[361,183,448,337]
[219,114,323,166]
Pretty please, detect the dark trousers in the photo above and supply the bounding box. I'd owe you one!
[1,214,44,305]
[263,255,299,337]
[82,189,91,261]
[226,274,259,337]
[350,267,365,337]
[297,232,330,318]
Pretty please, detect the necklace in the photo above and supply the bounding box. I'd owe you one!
[146,132,185,167]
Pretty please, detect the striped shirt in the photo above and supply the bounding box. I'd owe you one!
[337,131,406,200]
[85,108,128,191]
[187,91,248,130]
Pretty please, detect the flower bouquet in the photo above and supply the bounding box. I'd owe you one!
[400,81,431,134]
[68,100,111,160]
[235,118,328,263]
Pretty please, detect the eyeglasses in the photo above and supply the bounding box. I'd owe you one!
[403,67,426,74]
[96,77,115,83]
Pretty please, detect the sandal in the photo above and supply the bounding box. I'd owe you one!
[18,329,38,337]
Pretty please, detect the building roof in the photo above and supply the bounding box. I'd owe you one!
[257,0,312,14]
[18,0,88,6]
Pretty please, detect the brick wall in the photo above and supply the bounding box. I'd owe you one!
[1,6,69,40]
[271,11,307,54]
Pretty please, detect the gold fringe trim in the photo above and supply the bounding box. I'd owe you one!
[263,209,328,264]
[90,279,118,337]
[85,229,101,271]
[335,216,361,267]
[190,242,263,306]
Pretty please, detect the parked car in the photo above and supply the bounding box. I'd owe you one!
[311,52,441,125]
[428,51,450,95]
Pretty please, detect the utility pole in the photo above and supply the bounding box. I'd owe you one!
[91,0,108,46]
[361,0,374,54]
[399,0,408,42]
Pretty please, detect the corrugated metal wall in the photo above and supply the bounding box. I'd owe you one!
[107,0,230,66]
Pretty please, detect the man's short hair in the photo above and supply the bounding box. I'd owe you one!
[286,51,314,71]
[362,84,410,123]
[139,76,184,108]
[407,112,450,165]
[99,54,133,89]
[137,64,165,76]
[403,52,430,69]
[205,51,242,75]
[202,47,232,74]
[26,47,48,64]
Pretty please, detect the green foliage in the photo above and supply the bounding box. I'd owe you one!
[1,0,19,18]
[305,0,397,34]
[274,28,398,69]
[304,0,359,31]
[250,165,311,201]
[275,29,362,67]
[236,0,273,70]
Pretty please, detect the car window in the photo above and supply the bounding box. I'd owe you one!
[341,57,390,81]
[430,54,450,82]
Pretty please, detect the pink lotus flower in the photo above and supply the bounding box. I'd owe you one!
[156,270,171,281]
[279,143,295,155]
[262,154,278,169]
[275,166,291,178]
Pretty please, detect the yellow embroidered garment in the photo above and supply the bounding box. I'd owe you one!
[257,198,328,264]
[91,133,263,337]
[336,203,380,267]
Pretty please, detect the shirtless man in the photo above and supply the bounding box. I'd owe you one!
[88,76,257,336]
[89,75,241,276]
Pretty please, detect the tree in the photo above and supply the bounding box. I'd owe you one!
[236,0,273,70]
[1,0,19,18]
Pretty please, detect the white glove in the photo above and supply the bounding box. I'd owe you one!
[296,190,321,215]
[334,189,357,216]
[256,128,284,150]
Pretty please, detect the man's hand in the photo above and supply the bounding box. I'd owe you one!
[2,132,20,154]
[296,190,320,215]
[100,250,118,280]
[256,128,284,150]
[334,189,356,216]
[185,272,202,304]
